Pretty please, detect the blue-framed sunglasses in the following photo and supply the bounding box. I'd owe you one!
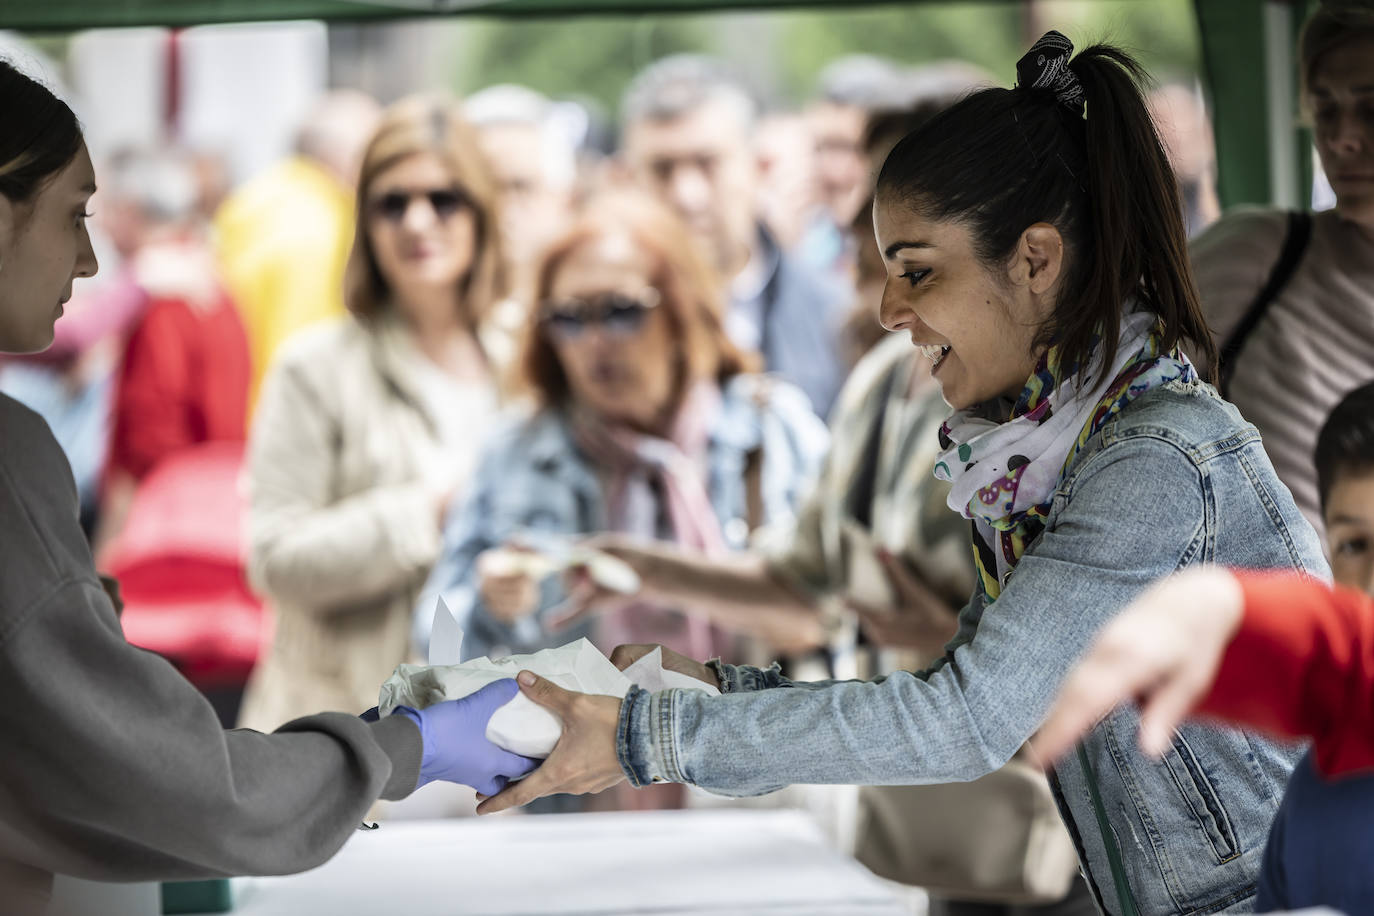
[539,289,662,342]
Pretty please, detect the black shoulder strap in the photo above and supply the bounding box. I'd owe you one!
[1217,210,1313,398]
[849,359,903,529]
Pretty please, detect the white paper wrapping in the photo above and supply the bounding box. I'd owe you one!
[618,646,722,695]
[378,600,720,759]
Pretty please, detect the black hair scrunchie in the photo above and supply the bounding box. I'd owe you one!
[1015,30,1085,113]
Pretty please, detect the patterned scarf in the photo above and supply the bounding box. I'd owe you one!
[934,311,1197,602]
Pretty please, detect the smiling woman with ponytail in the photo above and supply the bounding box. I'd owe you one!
[873,33,1216,392]
[472,34,1326,916]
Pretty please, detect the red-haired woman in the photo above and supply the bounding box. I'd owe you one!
[415,191,828,669]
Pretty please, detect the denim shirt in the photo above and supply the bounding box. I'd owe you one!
[617,379,1326,916]
[738,225,851,420]
[413,373,829,660]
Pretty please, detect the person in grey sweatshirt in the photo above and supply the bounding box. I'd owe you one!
[0,60,533,914]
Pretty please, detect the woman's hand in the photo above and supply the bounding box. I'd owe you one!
[609,643,719,688]
[1031,566,1246,764]
[848,550,960,656]
[477,548,542,623]
[475,671,626,814]
[548,534,650,629]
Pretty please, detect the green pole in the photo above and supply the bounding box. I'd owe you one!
[1197,0,1272,208]
[1196,0,1311,210]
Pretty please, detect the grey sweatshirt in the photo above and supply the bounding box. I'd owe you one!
[0,394,422,913]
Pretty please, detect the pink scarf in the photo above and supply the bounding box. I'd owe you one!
[570,381,730,660]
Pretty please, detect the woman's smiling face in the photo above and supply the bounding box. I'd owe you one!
[874,199,1051,410]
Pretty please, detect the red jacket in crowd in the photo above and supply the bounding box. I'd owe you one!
[107,284,250,482]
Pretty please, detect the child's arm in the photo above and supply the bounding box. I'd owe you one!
[1033,568,1372,773]
[1198,572,1374,776]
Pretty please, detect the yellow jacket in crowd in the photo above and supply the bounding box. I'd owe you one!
[213,156,355,412]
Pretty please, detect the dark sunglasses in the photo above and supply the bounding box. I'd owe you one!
[369,187,471,223]
[539,290,662,342]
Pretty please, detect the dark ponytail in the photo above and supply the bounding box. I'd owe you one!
[0,60,83,204]
[876,37,1218,384]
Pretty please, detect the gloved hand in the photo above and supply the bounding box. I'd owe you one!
[392,679,538,796]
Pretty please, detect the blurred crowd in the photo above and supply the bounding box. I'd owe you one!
[0,49,1229,752]
[0,28,1242,847]
[0,53,965,724]
[5,5,1374,911]
[5,3,1374,910]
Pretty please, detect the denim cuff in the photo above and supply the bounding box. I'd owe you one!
[704,659,737,693]
[707,659,785,694]
[616,685,686,788]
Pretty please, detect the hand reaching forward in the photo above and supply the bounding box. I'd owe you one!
[475,672,627,815]
[847,549,960,656]
[477,547,543,623]
[548,534,649,630]
[1030,567,1245,764]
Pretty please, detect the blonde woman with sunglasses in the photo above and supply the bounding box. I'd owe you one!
[238,94,510,735]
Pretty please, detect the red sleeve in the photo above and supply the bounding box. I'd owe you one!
[202,294,251,443]
[1198,570,1374,776]
[108,299,195,481]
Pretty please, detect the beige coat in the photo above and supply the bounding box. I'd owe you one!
[238,315,498,730]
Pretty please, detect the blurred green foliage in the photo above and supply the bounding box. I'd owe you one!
[451,0,1202,115]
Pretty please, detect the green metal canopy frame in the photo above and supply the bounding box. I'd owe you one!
[0,0,942,28]
[0,0,1314,209]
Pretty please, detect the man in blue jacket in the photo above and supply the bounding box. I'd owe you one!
[620,55,851,420]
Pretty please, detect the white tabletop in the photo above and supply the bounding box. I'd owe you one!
[232,809,910,915]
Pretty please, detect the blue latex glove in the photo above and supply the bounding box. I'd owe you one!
[392,679,538,796]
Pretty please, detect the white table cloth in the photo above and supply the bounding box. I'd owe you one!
[232,808,910,915]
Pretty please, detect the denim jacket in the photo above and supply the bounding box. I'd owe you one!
[413,373,829,660]
[616,379,1325,916]
[737,224,850,419]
